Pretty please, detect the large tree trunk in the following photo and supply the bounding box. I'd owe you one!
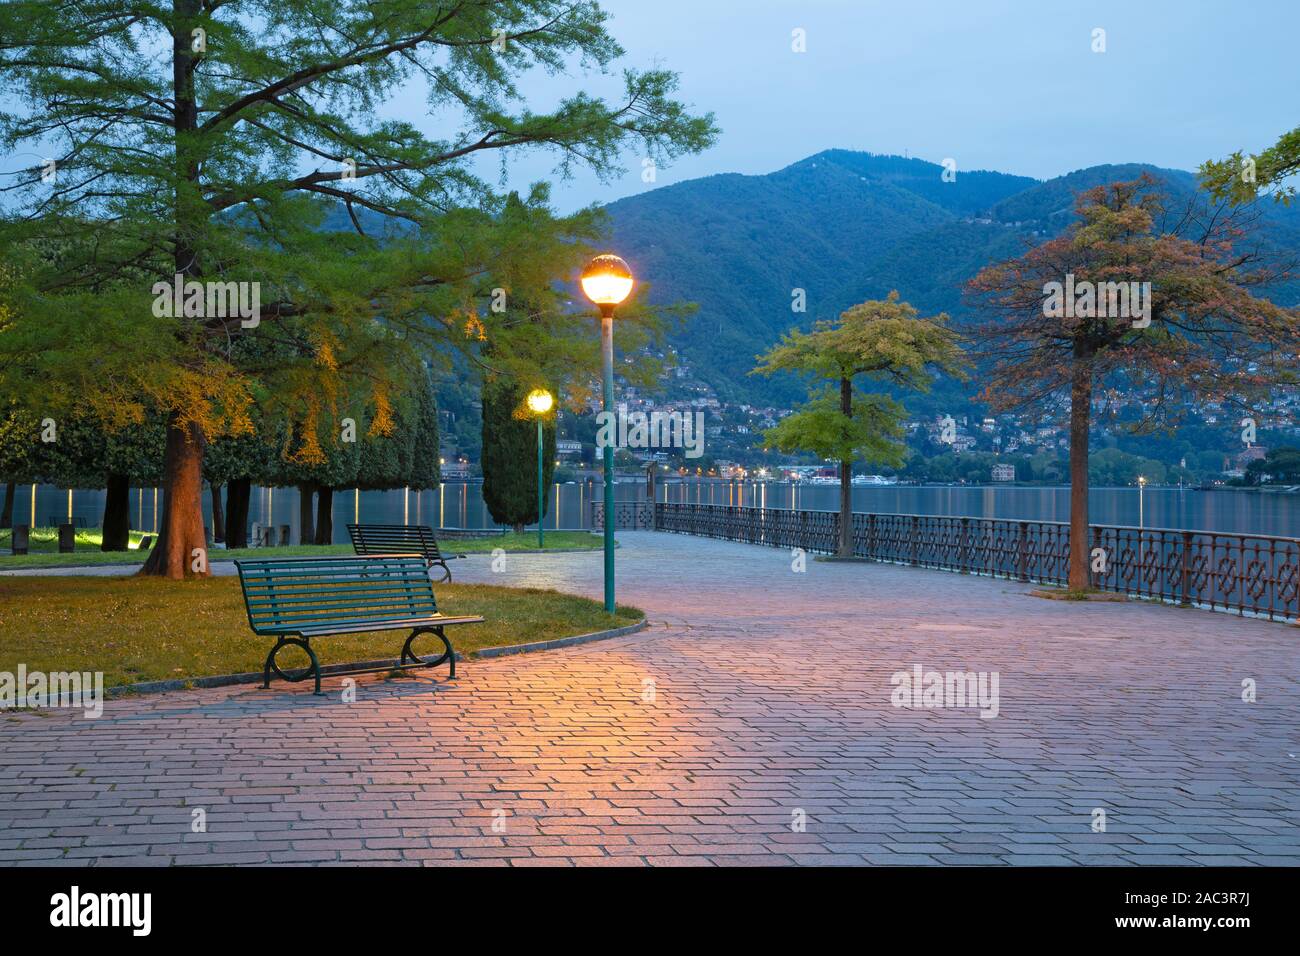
[210,482,225,543]
[226,478,251,549]
[1068,352,1094,591]
[315,486,334,545]
[139,416,208,578]
[838,375,853,557]
[297,482,316,545]
[101,473,132,551]
[141,0,207,579]
[0,480,14,529]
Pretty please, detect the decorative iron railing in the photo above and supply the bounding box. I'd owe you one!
[592,500,656,531]
[654,502,1300,623]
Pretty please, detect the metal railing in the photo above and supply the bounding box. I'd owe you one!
[653,502,1300,623]
[592,500,656,531]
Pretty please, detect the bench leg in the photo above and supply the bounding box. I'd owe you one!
[441,627,456,680]
[263,636,323,695]
[401,626,456,679]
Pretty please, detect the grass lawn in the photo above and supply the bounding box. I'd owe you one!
[0,575,642,689]
[0,528,606,570]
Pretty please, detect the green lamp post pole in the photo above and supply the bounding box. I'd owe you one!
[536,415,545,550]
[600,305,616,613]
[581,254,634,616]
[525,389,554,552]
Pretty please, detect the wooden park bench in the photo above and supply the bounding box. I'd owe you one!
[347,523,454,582]
[234,554,483,694]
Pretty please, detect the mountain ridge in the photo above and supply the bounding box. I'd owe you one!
[604,150,1300,409]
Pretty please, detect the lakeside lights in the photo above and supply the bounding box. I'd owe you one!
[580,254,634,312]
[526,389,554,415]
[526,389,554,549]
[580,253,634,615]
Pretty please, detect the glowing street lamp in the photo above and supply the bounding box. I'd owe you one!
[581,254,634,614]
[526,388,554,549]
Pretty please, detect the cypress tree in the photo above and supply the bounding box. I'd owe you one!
[481,379,556,533]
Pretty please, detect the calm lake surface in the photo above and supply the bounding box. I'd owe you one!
[13,479,1300,542]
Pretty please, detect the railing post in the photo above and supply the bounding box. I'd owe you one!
[1017,521,1029,583]
[910,515,919,567]
[868,513,876,561]
[1180,530,1193,606]
[960,517,970,573]
[1092,525,1103,591]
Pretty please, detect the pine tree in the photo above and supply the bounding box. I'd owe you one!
[0,1,716,577]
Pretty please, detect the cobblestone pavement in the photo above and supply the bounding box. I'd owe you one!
[1,531,1297,866]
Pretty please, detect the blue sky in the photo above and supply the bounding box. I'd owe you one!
[3,1,1293,214]
[397,0,1299,212]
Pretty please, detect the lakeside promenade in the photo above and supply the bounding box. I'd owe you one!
[1,531,1297,866]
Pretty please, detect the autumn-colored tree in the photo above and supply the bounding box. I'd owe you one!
[967,176,1298,590]
[753,292,967,557]
[0,1,716,578]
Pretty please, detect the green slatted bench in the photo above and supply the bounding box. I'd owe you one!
[234,554,483,694]
[347,523,453,582]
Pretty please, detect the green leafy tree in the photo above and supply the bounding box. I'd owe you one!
[1088,448,1166,487]
[0,408,164,549]
[481,378,556,533]
[205,422,281,549]
[754,292,967,556]
[1202,126,1300,205]
[1247,446,1300,484]
[0,0,716,578]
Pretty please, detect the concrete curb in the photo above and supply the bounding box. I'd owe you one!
[473,618,648,658]
[455,545,610,555]
[1028,587,1129,603]
[102,617,649,699]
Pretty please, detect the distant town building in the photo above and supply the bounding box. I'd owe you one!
[991,463,1016,483]
[951,435,977,453]
[1236,446,1267,469]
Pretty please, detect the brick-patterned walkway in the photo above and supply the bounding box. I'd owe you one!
[2,531,1297,866]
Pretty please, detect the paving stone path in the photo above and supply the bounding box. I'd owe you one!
[1,531,1297,866]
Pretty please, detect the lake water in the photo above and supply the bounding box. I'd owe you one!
[9,479,1299,542]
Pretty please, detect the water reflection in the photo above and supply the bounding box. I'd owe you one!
[10,479,1300,542]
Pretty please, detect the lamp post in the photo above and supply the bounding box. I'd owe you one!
[1137,474,1147,572]
[581,254,634,615]
[526,388,554,549]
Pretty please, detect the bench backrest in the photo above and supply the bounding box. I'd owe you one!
[347,523,444,561]
[234,554,439,634]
